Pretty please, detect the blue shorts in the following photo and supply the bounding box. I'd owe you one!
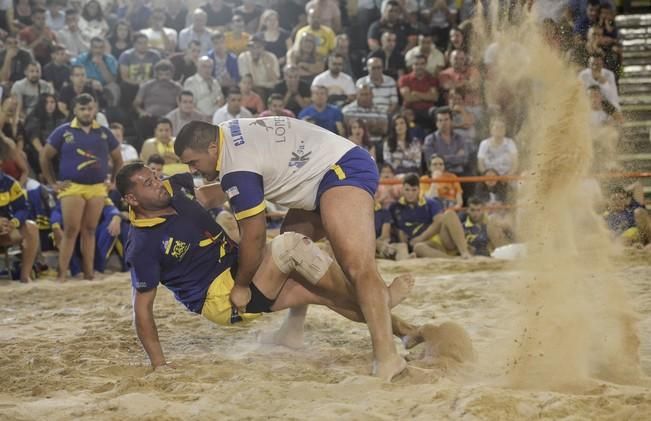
[315,147,379,207]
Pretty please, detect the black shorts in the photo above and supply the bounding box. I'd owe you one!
[245,283,276,313]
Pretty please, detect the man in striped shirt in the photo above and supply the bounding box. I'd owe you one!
[356,57,399,115]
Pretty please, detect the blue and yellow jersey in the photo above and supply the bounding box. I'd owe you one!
[126,173,238,314]
[374,202,392,239]
[46,118,119,185]
[389,196,443,240]
[26,180,55,231]
[604,200,643,235]
[0,172,28,229]
[460,213,490,257]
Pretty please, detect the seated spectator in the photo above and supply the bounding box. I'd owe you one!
[179,9,213,55]
[45,0,66,31]
[345,117,375,158]
[201,0,233,28]
[18,7,57,66]
[0,166,38,282]
[405,33,445,76]
[305,0,341,33]
[165,3,189,33]
[445,27,467,62]
[79,0,109,40]
[333,34,359,78]
[474,168,514,208]
[13,0,32,31]
[287,31,325,85]
[403,108,427,142]
[383,113,422,175]
[42,45,70,92]
[183,56,224,117]
[212,87,253,124]
[375,198,408,260]
[459,197,510,257]
[428,0,456,47]
[578,52,620,111]
[57,65,106,117]
[295,8,336,58]
[389,173,470,257]
[368,31,406,81]
[235,0,263,34]
[0,36,33,83]
[0,103,29,186]
[146,154,165,179]
[119,33,161,93]
[574,0,601,40]
[375,162,402,209]
[140,118,181,168]
[24,93,66,176]
[166,91,210,137]
[272,64,311,117]
[140,7,178,56]
[342,83,388,149]
[73,37,119,107]
[367,0,415,53]
[259,93,296,118]
[0,96,27,153]
[237,35,280,94]
[438,49,481,107]
[116,0,152,32]
[255,9,292,67]
[11,62,54,117]
[110,122,139,163]
[604,186,650,247]
[133,60,182,150]
[207,31,240,88]
[313,53,356,107]
[298,85,344,135]
[170,41,201,83]
[399,54,439,127]
[477,116,518,176]
[225,13,251,56]
[423,107,469,176]
[239,74,265,115]
[422,155,463,210]
[57,8,90,58]
[108,20,133,60]
[449,87,478,143]
[356,57,399,115]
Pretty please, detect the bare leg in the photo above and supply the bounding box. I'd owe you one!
[58,196,86,281]
[487,219,509,249]
[320,187,405,381]
[79,197,105,280]
[438,210,471,258]
[19,221,39,283]
[414,242,452,258]
[634,208,651,244]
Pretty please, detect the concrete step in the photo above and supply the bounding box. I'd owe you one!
[619,28,651,40]
[622,39,651,51]
[621,65,651,78]
[623,56,651,66]
[616,14,651,28]
[620,94,651,105]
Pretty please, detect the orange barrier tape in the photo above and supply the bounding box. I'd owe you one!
[379,172,651,185]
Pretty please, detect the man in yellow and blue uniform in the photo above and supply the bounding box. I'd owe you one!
[389,173,444,244]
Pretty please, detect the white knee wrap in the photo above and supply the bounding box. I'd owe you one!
[271,233,333,285]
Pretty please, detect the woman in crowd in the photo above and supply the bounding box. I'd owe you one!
[286,32,324,85]
[477,116,518,176]
[13,0,32,30]
[346,118,375,158]
[422,154,463,210]
[383,114,422,176]
[445,27,466,64]
[79,0,110,40]
[256,9,291,67]
[108,19,133,59]
[24,93,67,177]
[474,168,512,207]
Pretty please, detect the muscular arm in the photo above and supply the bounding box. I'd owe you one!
[233,211,267,287]
[109,147,123,183]
[40,144,59,186]
[134,288,167,368]
[195,182,228,209]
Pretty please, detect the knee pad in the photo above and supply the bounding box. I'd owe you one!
[270,233,333,285]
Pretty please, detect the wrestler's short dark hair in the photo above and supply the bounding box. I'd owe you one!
[116,161,147,197]
[174,120,218,156]
[73,93,95,107]
[468,196,484,207]
[403,173,420,187]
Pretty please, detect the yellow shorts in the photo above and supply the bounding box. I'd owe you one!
[58,182,107,200]
[201,268,262,326]
[621,227,640,241]
[427,234,459,256]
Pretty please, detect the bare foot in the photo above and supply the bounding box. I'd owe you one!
[372,354,407,382]
[388,274,415,308]
[19,277,32,283]
[258,311,306,349]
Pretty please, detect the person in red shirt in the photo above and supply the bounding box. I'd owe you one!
[18,8,57,66]
[398,54,439,128]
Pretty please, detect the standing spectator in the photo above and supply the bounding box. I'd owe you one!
[578,52,620,111]
[305,0,341,33]
[73,37,120,107]
[342,83,388,147]
[119,33,160,109]
[422,155,463,210]
[235,0,263,34]
[183,56,224,117]
[133,60,182,150]
[367,31,406,81]
[109,122,139,163]
[45,0,66,32]
[42,45,70,92]
[40,94,123,281]
[57,8,90,58]
[170,41,201,83]
[367,0,415,53]
[24,93,66,175]
[406,33,445,76]
[312,53,356,107]
[259,93,296,118]
[179,9,213,55]
[399,54,439,127]
[212,86,252,124]
[287,32,325,85]
[18,7,57,66]
[239,74,264,115]
[207,31,240,88]
[165,1,188,34]
[272,64,311,117]
[116,0,151,32]
[140,7,178,56]
[57,65,106,117]
[356,57,399,115]
[256,10,292,67]
[11,62,54,117]
[0,36,34,83]
[201,0,233,28]
[165,91,209,137]
[423,107,468,176]
[438,49,481,107]
[345,117,375,157]
[383,113,422,175]
[298,85,344,134]
[225,13,251,56]
[107,20,133,60]
[79,0,109,41]
[237,35,280,94]
[294,8,336,58]
[477,117,518,176]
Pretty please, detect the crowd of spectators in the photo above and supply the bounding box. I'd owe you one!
[0,0,645,281]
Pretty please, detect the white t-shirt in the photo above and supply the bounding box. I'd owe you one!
[312,71,356,97]
[217,117,354,217]
[477,137,518,176]
[578,68,620,110]
[140,27,178,51]
[121,143,139,162]
[212,105,252,124]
